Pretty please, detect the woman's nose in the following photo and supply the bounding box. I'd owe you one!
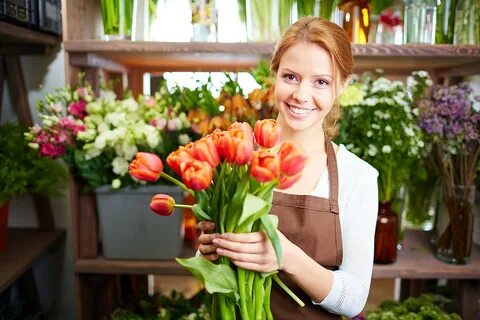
[292,85,309,103]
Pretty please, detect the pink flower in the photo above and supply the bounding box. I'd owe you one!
[76,87,87,99]
[35,131,49,144]
[40,142,65,157]
[60,117,85,134]
[145,97,156,107]
[68,100,87,119]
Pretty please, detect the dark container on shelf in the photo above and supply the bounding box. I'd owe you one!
[374,201,398,264]
[38,0,62,35]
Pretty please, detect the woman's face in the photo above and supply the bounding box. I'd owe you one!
[275,41,336,133]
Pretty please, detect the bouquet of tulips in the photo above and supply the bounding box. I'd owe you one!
[129,119,306,319]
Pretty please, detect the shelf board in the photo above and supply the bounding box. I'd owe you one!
[0,21,60,47]
[64,41,480,73]
[373,230,480,279]
[0,228,65,292]
[76,230,480,279]
[75,243,197,275]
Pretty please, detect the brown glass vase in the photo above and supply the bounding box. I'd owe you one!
[338,0,371,43]
[374,201,398,264]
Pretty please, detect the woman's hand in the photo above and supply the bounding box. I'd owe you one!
[213,230,292,273]
[197,221,220,261]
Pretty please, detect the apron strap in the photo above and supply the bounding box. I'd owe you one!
[325,136,339,214]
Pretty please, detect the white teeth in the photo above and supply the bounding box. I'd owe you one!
[288,104,314,115]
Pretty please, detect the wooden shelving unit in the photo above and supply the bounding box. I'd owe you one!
[64,41,480,74]
[0,229,65,292]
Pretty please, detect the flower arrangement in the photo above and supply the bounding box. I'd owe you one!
[418,83,480,263]
[337,71,426,202]
[128,119,306,319]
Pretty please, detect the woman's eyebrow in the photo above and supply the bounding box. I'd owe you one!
[280,68,333,80]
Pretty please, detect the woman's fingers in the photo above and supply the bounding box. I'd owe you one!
[199,244,217,255]
[198,221,215,233]
[220,232,265,243]
[203,253,220,261]
[213,237,266,254]
[198,232,220,244]
[216,247,264,263]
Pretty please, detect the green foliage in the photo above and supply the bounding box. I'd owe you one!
[0,122,67,204]
[250,61,273,89]
[108,290,210,320]
[366,294,461,320]
[370,0,394,15]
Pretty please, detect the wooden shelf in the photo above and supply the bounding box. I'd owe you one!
[373,230,480,279]
[75,230,480,279]
[0,228,65,292]
[0,21,60,48]
[63,41,480,74]
[75,243,197,275]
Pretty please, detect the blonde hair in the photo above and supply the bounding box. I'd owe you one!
[271,17,354,138]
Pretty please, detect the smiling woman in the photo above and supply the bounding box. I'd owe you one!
[198,17,379,319]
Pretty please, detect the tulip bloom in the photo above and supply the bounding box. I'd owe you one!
[254,119,281,149]
[277,173,302,189]
[250,150,279,183]
[150,194,175,216]
[219,130,253,165]
[191,137,220,168]
[129,152,163,182]
[278,141,307,177]
[167,147,194,176]
[181,159,213,191]
[230,122,253,140]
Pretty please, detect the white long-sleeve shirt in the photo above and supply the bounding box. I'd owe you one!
[310,144,379,318]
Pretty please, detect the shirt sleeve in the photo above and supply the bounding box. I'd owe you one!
[312,168,379,318]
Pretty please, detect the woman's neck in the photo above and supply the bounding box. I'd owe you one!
[278,120,326,155]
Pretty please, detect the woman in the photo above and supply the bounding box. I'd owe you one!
[198,17,379,319]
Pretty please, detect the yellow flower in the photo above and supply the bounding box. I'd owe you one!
[339,85,364,107]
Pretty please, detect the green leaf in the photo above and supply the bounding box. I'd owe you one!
[235,193,270,233]
[176,257,239,300]
[191,204,212,221]
[260,215,282,268]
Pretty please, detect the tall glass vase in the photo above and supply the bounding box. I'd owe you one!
[246,0,281,41]
[435,185,476,264]
[453,0,480,44]
[403,0,437,44]
[435,0,457,43]
[100,0,134,40]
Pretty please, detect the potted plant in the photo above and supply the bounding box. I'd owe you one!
[337,71,428,263]
[0,122,66,253]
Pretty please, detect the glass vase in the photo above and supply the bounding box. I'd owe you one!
[338,0,370,44]
[100,0,134,40]
[435,185,476,264]
[246,0,281,42]
[374,201,398,264]
[435,0,457,43]
[403,0,437,44]
[404,179,440,231]
[453,0,480,44]
[191,0,218,42]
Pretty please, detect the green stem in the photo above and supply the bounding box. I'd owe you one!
[272,274,305,307]
[238,268,250,320]
[254,273,265,320]
[160,172,194,195]
[264,276,273,320]
[247,271,255,319]
[174,204,193,209]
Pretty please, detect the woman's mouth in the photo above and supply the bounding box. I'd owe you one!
[285,103,316,118]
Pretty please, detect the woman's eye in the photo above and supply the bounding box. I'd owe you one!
[316,79,329,87]
[282,74,297,82]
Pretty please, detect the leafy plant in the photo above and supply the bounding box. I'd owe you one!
[0,122,67,204]
[366,294,461,320]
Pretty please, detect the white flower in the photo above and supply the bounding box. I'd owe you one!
[367,130,373,137]
[122,98,139,113]
[122,143,138,160]
[83,143,101,159]
[385,126,392,132]
[28,142,39,149]
[111,179,121,189]
[382,145,392,153]
[112,157,129,176]
[372,124,380,130]
[346,143,354,150]
[368,144,378,157]
[77,129,97,141]
[94,136,106,149]
[418,140,425,147]
[178,133,191,145]
[105,112,127,127]
[50,102,63,113]
[412,108,420,116]
[146,131,161,148]
[86,102,102,114]
[99,89,116,102]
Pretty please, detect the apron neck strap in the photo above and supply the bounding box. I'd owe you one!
[325,136,340,214]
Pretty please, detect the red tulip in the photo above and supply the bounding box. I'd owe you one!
[167,147,194,176]
[278,141,307,176]
[129,152,163,182]
[150,194,175,216]
[191,137,220,168]
[250,150,279,183]
[277,173,302,189]
[254,119,281,149]
[181,159,213,191]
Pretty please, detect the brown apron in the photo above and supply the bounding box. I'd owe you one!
[270,137,343,320]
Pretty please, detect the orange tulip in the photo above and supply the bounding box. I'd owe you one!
[167,147,194,176]
[254,119,281,149]
[219,130,253,165]
[129,152,163,182]
[230,122,253,139]
[250,150,279,183]
[150,194,175,216]
[181,159,213,191]
[191,137,220,168]
[278,141,307,176]
[277,173,302,189]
